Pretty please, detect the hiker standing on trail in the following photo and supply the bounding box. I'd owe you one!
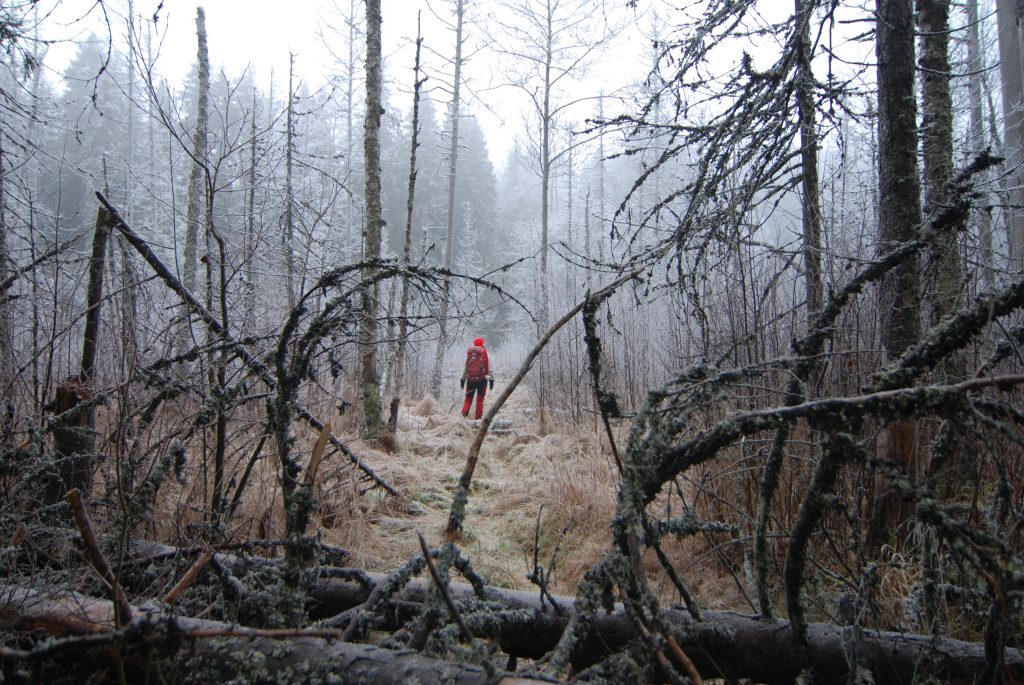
[460,336,493,419]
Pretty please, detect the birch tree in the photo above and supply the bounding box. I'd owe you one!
[182,7,209,299]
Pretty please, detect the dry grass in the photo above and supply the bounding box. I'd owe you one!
[313,387,622,593]
[143,387,751,610]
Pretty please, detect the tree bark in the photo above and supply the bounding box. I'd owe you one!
[181,7,209,299]
[870,0,922,547]
[997,0,1024,271]
[966,0,994,289]
[45,207,113,506]
[0,584,539,685]
[243,87,258,335]
[918,0,960,325]
[0,114,10,403]
[283,52,297,311]
[360,0,384,436]
[794,0,823,324]
[392,15,425,432]
[309,572,1023,685]
[430,0,466,400]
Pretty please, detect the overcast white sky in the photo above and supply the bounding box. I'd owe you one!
[42,0,652,167]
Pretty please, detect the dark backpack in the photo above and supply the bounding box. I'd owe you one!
[466,346,487,382]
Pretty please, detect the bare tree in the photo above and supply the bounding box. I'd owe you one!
[966,0,994,289]
[919,0,960,325]
[795,0,823,323]
[181,7,209,299]
[429,0,468,401]
[491,0,619,432]
[870,0,922,545]
[359,0,384,436]
[283,53,297,311]
[997,0,1024,271]
[391,14,427,432]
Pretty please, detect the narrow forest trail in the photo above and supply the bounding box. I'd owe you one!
[317,384,621,596]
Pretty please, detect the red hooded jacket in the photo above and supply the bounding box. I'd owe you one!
[462,336,490,382]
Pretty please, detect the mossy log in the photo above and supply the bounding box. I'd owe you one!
[117,541,1024,684]
[0,583,541,685]
[309,572,1023,685]
[3,571,1016,685]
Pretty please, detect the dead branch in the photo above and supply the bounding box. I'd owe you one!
[95,191,397,497]
[161,548,214,605]
[66,488,132,624]
[418,532,473,643]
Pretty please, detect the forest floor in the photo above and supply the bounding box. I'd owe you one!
[297,385,746,608]
[319,385,616,597]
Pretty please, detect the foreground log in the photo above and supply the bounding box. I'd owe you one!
[118,541,1024,684]
[308,572,1023,685]
[0,584,541,685]
[4,573,1018,685]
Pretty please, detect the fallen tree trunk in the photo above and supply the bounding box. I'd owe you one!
[117,539,1024,684]
[308,572,1023,685]
[0,584,541,685]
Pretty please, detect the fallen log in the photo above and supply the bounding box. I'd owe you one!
[0,584,543,685]
[119,539,1024,683]
[4,572,1018,685]
[308,572,1024,685]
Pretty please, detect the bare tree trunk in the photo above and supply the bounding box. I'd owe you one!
[243,88,258,335]
[178,6,207,378]
[919,0,960,324]
[430,0,466,400]
[206,190,229,520]
[535,7,556,435]
[0,584,538,685]
[870,0,922,547]
[120,5,139,371]
[345,0,359,263]
[283,53,297,311]
[967,0,994,289]
[46,208,113,506]
[997,0,1024,272]
[795,0,823,324]
[179,7,208,354]
[360,0,384,436]
[391,15,425,432]
[0,119,11,404]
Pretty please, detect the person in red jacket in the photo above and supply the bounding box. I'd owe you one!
[460,336,493,419]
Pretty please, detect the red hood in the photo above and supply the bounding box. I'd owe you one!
[473,337,485,347]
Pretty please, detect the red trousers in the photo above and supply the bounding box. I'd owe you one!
[461,379,487,419]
